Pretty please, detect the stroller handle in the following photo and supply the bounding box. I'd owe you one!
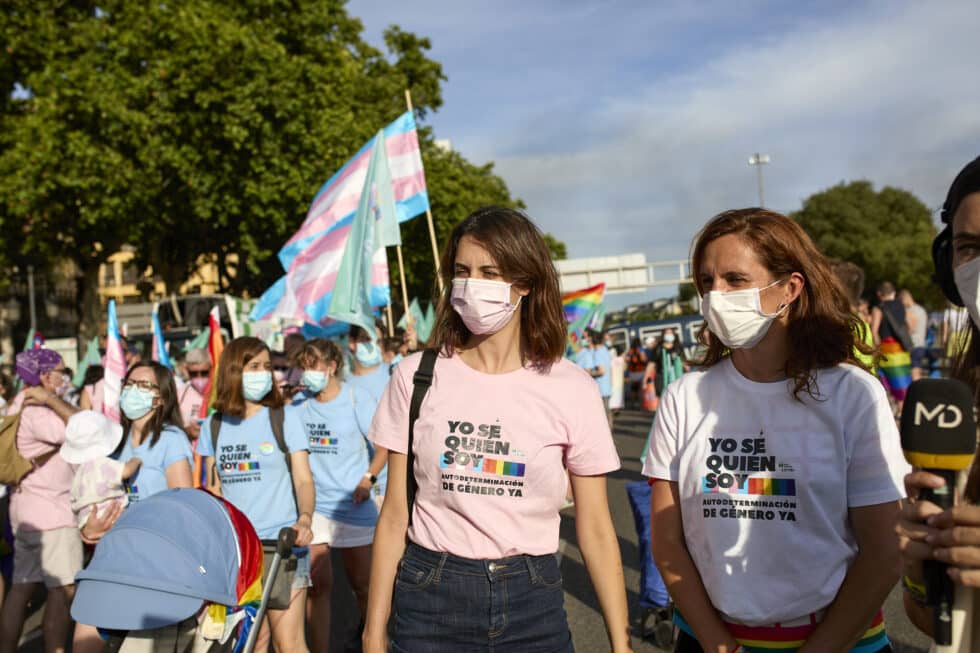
[277,526,297,556]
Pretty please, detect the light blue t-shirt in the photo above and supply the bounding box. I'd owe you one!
[197,407,308,540]
[347,365,391,403]
[346,367,388,494]
[285,384,378,526]
[574,346,612,397]
[593,345,612,397]
[118,424,194,503]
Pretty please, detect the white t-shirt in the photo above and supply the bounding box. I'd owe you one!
[642,357,908,626]
[372,351,621,559]
[908,303,928,348]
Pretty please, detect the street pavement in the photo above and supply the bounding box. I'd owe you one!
[16,410,934,652]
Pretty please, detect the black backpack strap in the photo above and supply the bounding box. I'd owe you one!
[407,349,438,527]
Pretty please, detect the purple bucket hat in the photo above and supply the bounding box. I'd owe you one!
[15,349,63,386]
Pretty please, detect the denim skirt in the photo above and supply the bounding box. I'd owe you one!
[391,542,574,653]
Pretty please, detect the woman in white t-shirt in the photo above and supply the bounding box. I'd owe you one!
[363,207,630,652]
[644,208,907,653]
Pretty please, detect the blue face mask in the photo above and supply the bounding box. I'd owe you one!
[301,370,327,394]
[355,341,382,367]
[120,386,156,420]
[390,354,403,368]
[242,371,273,402]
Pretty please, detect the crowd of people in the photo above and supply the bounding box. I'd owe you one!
[0,156,979,653]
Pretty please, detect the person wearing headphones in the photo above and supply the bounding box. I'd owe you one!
[898,155,980,640]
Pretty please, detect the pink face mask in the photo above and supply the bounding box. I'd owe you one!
[190,377,209,394]
[451,278,521,335]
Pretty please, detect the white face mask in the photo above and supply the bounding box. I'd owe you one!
[701,280,788,350]
[954,256,980,329]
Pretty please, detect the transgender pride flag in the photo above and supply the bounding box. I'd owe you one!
[103,300,127,423]
[251,111,429,325]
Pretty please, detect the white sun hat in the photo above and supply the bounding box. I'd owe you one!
[61,410,125,465]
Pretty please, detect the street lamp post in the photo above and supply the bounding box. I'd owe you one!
[748,153,770,207]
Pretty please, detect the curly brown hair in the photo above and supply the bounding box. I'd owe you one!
[691,208,872,399]
[429,207,566,367]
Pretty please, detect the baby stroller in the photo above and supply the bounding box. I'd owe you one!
[625,480,674,648]
[71,488,295,653]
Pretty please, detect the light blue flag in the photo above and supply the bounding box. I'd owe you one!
[72,337,102,387]
[151,308,173,369]
[325,131,397,339]
[397,297,424,331]
[421,301,436,343]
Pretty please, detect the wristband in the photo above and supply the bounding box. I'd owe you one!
[363,472,378,486]
[903,575,928,605]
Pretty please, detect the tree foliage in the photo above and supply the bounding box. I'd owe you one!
[0,1,563,335]
[791,181,941,307]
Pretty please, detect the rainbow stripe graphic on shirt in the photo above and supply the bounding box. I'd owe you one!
[701,476,796,496]
[440,457,526,477]
[312,437,338,446]
[236,462,260,471]
[674,610,886,651]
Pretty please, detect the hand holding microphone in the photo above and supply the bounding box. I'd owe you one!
[899,378,978,646]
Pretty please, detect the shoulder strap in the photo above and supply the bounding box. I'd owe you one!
[268,406,290,472]
[881,303,912,349]
[407,349,438,527]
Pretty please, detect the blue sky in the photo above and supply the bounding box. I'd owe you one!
[350,0,980,308]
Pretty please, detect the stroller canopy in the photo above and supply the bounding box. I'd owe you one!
[73,489,245,630]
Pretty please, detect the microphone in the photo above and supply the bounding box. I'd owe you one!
[900,378,977,646]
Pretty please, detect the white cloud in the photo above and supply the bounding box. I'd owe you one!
[491,1,980,261]
[350,0,980,273]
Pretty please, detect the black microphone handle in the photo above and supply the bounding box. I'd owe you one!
[921,468,958,646]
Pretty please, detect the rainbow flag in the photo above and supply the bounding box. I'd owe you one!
[878,337,911,402]
[206,494,264,653]
[193,307,224,489]
[563,283,606,354]
[562,283,605,327]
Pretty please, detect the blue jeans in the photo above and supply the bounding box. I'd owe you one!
[391,542,574,653]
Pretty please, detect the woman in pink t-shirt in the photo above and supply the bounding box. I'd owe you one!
[363,207,630,652]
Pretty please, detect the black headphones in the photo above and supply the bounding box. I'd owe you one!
[933,155,980,307]
[933,222,962,306]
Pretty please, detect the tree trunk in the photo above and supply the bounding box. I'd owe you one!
[76,261,103,342]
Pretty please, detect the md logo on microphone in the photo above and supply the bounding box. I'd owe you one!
[913,402,964,429]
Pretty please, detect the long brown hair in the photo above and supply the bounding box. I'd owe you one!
[691,208,871,399]
[120,362,184,449]
[213,337,284,418]
[430,206,566,367]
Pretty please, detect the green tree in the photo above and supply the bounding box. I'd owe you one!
[0,1,565,334]
[791,181,940,307]
[0,1,447,336]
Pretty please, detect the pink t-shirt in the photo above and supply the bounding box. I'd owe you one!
[371,351,620,559]
[10,400,76,532]
[175,380,203,427]
[83,380,105,414]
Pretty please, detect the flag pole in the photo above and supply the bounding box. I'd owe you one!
[385,302,394,337]
[395,245,412,326]
[404,89,444,293]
